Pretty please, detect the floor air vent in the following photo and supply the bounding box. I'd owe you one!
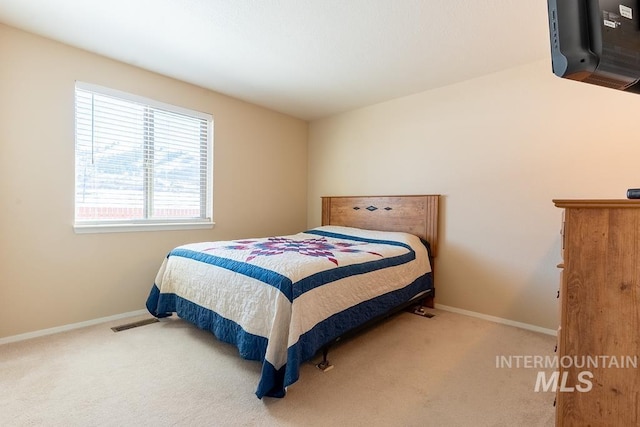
[111,318,159,332]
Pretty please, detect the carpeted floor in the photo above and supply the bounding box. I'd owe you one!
[0,309,556,426]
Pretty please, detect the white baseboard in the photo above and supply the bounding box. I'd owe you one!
[0,309,149,346]
[1,304,558,346]
[434,304,558,336]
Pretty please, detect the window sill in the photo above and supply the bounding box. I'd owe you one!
[74,221,215,234]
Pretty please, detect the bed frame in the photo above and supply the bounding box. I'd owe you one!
[316,194,440,370]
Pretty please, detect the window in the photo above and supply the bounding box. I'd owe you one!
[74,82,213,233]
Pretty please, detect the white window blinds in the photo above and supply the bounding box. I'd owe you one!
[74,82,213,232]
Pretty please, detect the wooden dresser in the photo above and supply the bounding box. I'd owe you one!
[553,199,640,426]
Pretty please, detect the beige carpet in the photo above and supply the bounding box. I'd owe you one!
[0,309,556,426]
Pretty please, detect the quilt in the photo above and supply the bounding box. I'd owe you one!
[146,225,433,398]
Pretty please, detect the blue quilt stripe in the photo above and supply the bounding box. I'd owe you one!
[148,271,433,399]
[292,250,415,298]
[256,362,287,398]
[170,235,415,301]
[145,284,170,318]
[146,284,268,361]
[170,248,294,301]
[303,229,413,250]
[254,272,434,398]
[293,229,416,298]
[295,273,432,372]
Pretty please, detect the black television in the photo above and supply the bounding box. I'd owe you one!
[548,0,640,93]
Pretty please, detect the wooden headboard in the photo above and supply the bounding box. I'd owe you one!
[321,195,440,257]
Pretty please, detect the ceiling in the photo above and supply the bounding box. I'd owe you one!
[0,0,552,120]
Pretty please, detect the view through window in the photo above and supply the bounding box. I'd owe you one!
[74,82,213,231]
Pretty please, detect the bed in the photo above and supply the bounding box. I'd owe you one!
[146,195,440,398]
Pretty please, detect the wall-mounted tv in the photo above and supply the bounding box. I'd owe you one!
[548,0,640,93]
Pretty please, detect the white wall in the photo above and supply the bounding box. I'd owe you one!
[308,59,640,329]
[4,19,640,337]
[0,24,308,339]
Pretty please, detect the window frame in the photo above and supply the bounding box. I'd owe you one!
[73,82,214,234]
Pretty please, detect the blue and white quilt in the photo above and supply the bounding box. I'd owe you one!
[146,225,433,398]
